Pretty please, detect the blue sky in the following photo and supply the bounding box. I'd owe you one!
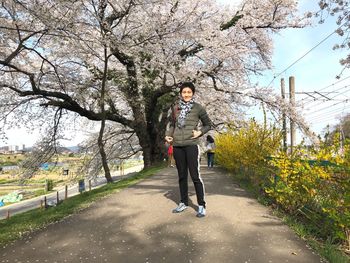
[260,0,350,142]
[3,0,350,147]
[217,0,350,143]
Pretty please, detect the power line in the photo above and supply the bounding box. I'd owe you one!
[304,83,350,104]
[307,105,347,118]
[303,84,350,110]
[309,110,345,122]
[298,75,350,103]
[267,20,348,88]
[313,82,350,97]
[309,113,345,123]
[297,91,338,102]
[308,108,348,122]
[307,103,349,122]
[306,98,349,115]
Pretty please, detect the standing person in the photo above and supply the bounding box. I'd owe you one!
[165,82,212,218]
[206,135,215,168]
[167,142,175,167]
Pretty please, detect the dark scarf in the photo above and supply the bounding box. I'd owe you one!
[177,98,194,128]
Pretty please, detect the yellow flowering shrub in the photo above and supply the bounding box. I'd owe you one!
[215,119,282,186]
[266,137,350,245]
[216,122,349,246]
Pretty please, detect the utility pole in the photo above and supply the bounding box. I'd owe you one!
[289,76,296,154]
[281,78,287,153]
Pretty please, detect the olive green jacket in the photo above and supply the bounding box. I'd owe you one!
[166,102,212,147]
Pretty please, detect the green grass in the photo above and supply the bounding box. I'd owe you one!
[280,213,350,263]
[0,163,165,246]
[0,161,19,166]
[226,170,350,263]
[0,179,17,184]
[33,189,49,197]
[122,160,143,169]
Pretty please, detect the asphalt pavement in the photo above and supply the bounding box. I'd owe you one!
[0,165,325,263]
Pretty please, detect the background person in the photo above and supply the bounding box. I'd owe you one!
[206,135,215,168]
[165,82,212,218]
[167,142,175,167]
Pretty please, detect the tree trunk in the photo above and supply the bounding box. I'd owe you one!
[141,141,166,168]
[135,120,167,168]
[98,34,112,183]
[98,118,113,183]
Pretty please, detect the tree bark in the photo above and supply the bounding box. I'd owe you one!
[139,139,166,168]
[98,118,113,182]
[134,121,166,168]
[97,9,113,182]
[139,90,171,167]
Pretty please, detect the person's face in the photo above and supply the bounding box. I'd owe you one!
[181,87,193,102]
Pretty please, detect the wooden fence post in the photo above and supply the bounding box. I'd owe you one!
[6,210,10,219]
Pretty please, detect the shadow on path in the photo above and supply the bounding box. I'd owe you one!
[0,166,324,263]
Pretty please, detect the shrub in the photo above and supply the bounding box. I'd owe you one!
[45,179,54,192]
[215,119,282,187]
[266,139,350,245]
[216,121,349,247]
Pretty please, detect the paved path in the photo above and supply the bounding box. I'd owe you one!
[0,166,325,263]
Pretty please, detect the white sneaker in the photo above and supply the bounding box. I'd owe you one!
[172,202,187,213]
[196,205,206,218]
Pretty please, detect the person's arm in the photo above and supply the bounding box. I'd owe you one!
[192,105,212,138]
[199,105,212,135]
[165,122,174,142]
[165,105,176,141]
[165,122,174,137]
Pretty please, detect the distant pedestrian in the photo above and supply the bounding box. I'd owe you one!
[206,135,215,168]
[167,142,175,167]
[165,82,212,218]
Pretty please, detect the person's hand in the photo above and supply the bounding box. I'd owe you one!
[165,136,173,143]
[191,130,202,139]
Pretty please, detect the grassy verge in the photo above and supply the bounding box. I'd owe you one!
[226,170,350,263]
[0,179,17,184]
[278,213,350,263]
[0,163,165,246]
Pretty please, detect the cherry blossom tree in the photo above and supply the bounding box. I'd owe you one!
[317,0,350,70]
[78,124,141,179]
[0,0,308,168]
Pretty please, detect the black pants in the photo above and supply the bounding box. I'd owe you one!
[173,145,206,208]
[207,152,215,167]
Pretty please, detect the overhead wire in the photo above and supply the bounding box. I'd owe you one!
[309,113,345,124]
[303,83,350,122]
[298,75,350,103]
[266,20,348,89]
[310,108,346,121]
[306,98,350,116]
[303,84,350,112]
[307,105,348,117]
[309,108,348,123]
[307,103,350,122]
[266,16,349,134]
